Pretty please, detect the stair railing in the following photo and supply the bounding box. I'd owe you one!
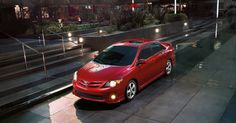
[46,30,84,56]
[68,37,84,56]
[1,32,48,77]
[46,29,66,54]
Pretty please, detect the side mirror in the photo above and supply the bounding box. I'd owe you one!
[137,59,146,65]
[91,53,98,59]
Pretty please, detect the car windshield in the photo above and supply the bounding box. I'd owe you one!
[94,46,138,66]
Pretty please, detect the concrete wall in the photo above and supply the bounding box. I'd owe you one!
[83,21,189,51]
[224,0,236,9]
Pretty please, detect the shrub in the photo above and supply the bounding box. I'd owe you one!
[163,13,188,23]
[120,22,134,31]
[44,22,61,33]
[115,10,145,31]
[96,26,117,34]
[34,21,99,34]
[47,24,61,33]
[144,14,160,25]
[62,24,78,32]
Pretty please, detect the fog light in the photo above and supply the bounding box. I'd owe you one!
[110,94,116,100]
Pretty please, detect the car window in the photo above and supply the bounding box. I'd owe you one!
[151,42,165,55]
[138,42,166,60]
[94,46,138,66]
[138,45,152,59]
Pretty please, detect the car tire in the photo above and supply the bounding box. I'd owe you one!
[125,80,137,101]
[165,60,172,75]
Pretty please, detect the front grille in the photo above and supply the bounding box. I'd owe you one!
[79,80,103,88]
[76,91,104,100]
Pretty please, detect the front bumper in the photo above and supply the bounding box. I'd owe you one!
[72,81,125,104]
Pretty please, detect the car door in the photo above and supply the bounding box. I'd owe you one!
[136,44,156,86]
[150,42,167,75]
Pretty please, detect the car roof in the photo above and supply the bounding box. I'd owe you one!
[113,38,156,47]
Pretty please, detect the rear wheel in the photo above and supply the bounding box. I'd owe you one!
[165,60,172,75]
[125,80,137,101]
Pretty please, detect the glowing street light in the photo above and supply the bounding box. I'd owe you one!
[216,1,220,18]
[155,28,160,33]
[68,37,72,41]
[184,22,188,26]
[215,23,218,38]
[79,37,84,43]
[132,0,135,12]
[68,32,72,37]
[99,30,103,34]
[174,0,177,14]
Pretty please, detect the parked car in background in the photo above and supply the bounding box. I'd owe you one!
[72,38,175,103]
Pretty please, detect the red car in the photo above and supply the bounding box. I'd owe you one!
[72,38,175,103]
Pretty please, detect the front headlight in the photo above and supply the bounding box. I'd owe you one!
[73,71,78,81]
[104,79,123,87]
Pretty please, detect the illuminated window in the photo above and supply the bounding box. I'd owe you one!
[41,7,50,19]
[14,5,30,19]
[23,7,30,19]
[15,5,22,19]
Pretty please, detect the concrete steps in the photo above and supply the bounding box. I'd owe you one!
[0,47,91,80]
[0,37,97,116]
[0,51,96,116]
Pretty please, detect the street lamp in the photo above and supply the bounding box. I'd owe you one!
[68,37,72,41]
[79,37,84,43]
[132,0,135,12]
[184,22,188,26]
[68,32,72,37]
[79,37,84,56]
[155,28,160,33]
[99,30,103,34]
[174,0,177,14]
[216,0,219,19]
[215,0,220,39]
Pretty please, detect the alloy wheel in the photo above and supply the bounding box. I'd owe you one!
[166,60,172,75]
[126,80,137,100]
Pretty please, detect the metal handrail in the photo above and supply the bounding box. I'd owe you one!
[68,39,84,56]
[1,32,48,77]
[46,29,66,54]
[46,29,84,56]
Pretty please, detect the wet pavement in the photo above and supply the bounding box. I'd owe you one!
[0,21,236,123]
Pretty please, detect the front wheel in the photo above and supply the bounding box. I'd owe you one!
[165,60,172,75]
[125,80,137,101]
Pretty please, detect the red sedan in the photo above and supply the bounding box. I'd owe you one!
[72,38,175,103]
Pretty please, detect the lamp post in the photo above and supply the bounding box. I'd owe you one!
[215,0,220,38]
[216,0,220,19]
[174,0,177,14]
[132,0,135,12]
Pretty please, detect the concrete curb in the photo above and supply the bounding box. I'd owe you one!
[0,83,73,118]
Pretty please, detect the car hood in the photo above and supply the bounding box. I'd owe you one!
[77,61,131,81]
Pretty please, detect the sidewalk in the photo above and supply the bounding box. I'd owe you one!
[170,33,236,123]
